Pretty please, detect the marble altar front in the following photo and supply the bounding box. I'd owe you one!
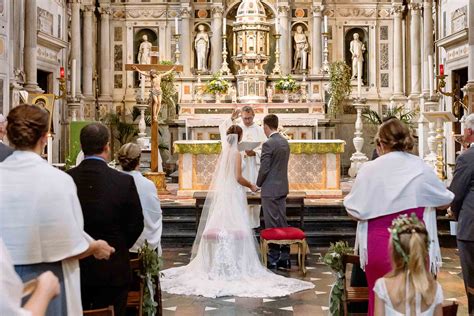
[174,139,344,197]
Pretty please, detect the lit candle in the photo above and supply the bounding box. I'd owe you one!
[324,16,328,33]
[71,59,76,99]
[428,55,434,98]
[47,134,53,164]
[60,67,65,78]
[223,18,226,34]
[275,18,279,34]
[439,64,444,76]
[175,17,179,34]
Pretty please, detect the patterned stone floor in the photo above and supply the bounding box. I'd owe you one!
[160,247,467,316]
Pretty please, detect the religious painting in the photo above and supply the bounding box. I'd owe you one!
[344,26,369,86]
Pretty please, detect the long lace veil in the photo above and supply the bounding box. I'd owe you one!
[191,134,240,258]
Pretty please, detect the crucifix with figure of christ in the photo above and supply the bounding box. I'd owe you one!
[126,63,183,172]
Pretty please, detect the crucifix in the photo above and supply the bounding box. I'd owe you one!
[126,63,183,172]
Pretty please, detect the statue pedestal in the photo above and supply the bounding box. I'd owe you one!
[144,171,168,195]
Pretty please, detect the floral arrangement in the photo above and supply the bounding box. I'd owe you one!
[275,75,298,92]
[323,241,353,316]
[138,240,163,316]
[205,72,230,95]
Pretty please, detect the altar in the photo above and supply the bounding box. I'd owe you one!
[174,140,345,197]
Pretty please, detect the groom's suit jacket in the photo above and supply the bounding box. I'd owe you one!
[257,132,290,198]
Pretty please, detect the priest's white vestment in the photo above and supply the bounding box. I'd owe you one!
[219,118,267,228]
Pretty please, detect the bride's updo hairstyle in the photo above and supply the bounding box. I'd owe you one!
[226,125,243,143]
[375,117,414,152]
[7,104,49,150]
[117,143,141,171]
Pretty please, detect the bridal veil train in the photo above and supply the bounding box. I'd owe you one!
[161,134,314,298]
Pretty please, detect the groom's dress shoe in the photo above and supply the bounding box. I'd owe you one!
[267,262,277,270]
[277,259,291,270]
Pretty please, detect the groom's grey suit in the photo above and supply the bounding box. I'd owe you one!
[257,132,290,265]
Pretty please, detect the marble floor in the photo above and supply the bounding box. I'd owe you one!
[160,247,467,316]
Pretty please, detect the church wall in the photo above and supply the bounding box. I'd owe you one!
[0,0,10,116]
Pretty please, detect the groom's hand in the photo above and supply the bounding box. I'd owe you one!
[250,184,258,192]
[245,150,256,157]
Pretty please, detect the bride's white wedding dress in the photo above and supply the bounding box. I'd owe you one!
[161,134,314,298]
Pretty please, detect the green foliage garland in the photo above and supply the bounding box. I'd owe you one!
[205,72,230,95]
[275,75,298,92]
[328,61,352,117]
[138,240,163,316]
[323,241,353,316]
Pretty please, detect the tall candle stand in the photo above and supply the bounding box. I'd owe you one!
[272,33,282,76]
[348,97,369,177]
[173,34,181,65]
[322,31,330,74]
[67,96,81,122]
[220,34,231,75]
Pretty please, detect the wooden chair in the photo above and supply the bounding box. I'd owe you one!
[442,301,458,316]
[127,257,163,316]
[341,254,369,316]
[83,306,114,316]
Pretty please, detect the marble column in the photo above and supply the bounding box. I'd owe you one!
[311,5,323,75]
[99,4,111,99]
[211,6,223,73]
[24,0,41,92]
[82,5,94,98]
[465,0,474,113]
[409,3,422,103]
[277,5,291,74]
[180,6,192,76]
[391,4,404,98]
[422,0,434,95]
[71,0,82,96]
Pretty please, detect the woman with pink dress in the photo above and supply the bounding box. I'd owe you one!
[344,118,454,316]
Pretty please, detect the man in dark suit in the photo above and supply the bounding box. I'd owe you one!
[257,114,291,270]
[0,114,13,162]
[67,123,144,316]
[449,113,474,314]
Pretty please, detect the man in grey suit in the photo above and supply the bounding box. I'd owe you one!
[0,114,14,162]
[257,114,291,270]
[449,113,474,314]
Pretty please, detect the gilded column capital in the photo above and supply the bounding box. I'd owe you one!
[211,6,224,17]
[99,4,111,16]
[277,5,290,16]
[390,4,405,16]
[408,3,423,13]
[312,5,324,17]
[82,5,94,14]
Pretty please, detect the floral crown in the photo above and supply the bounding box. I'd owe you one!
[389,213,429,265]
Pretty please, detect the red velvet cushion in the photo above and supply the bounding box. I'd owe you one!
[260,227,306,240]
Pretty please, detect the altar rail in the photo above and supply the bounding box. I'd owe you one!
[174,140,345,197]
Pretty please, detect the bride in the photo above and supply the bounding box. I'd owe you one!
[161,126,314,298]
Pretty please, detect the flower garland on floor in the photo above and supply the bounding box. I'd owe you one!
[138,241,163,316]
[323,241,353,316]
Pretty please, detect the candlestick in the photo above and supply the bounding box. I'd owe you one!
[439,64,444,76]
[324,16,328,33]
[428,55,434,98]
[71,59,76,99]
[223,18,226,34]
[60,67,65,78]
[175,17,179,35]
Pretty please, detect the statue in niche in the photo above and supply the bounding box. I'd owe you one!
[194,25,210,72]
[350,33,366,80]
[266,86,273,103]
[137,35,152,64]
[293,25,309,72]
[228,85,237,103]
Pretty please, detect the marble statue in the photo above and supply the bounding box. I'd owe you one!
[132,65,176,122]
[137,35,152,64]
[266,86,273,103]
[228,85,237,103]
[194,25,209,72]
[350,33,366,80]
[293,25,309,72]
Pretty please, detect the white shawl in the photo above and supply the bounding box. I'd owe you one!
[344,152,454,273]
[0,151,92,315]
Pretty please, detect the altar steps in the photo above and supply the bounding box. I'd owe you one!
[161,204,456,248]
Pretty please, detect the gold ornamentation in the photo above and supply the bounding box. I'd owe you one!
[174,142,222,155]
[289,142,345,154]
[144,171,168,194]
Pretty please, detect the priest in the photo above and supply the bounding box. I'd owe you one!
[219,106,267,228]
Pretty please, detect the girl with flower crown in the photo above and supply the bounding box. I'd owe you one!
[374,214,444,315]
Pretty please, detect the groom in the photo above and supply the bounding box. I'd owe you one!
[257,114,291,270]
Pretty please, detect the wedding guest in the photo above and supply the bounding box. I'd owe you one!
[219,106,267,228]
[0,113,13,161]
[449,113,474,314]
[344,118,453,316]
[374,214,444,315]
[1,239,60,316]
[0,105,115,316]
[117,143,163,255]
[67,123,143,316]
